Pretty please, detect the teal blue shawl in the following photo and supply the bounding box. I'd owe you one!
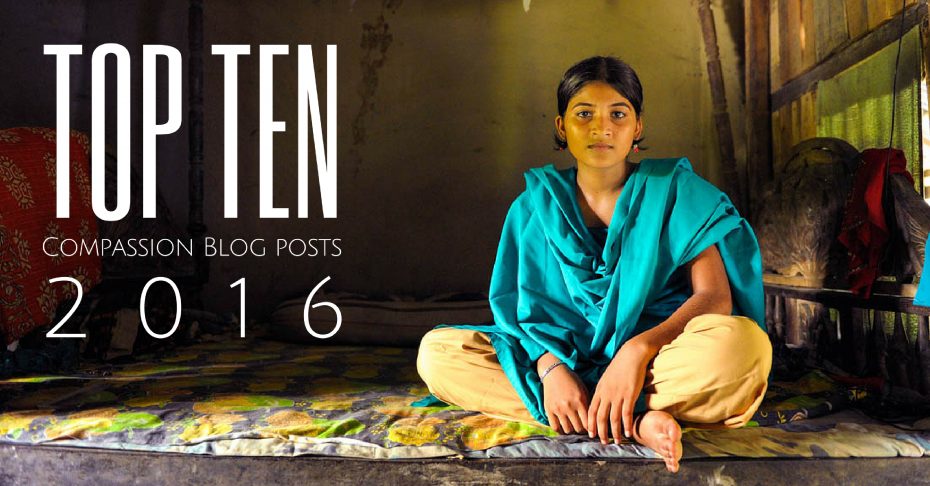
[421,158,765,425]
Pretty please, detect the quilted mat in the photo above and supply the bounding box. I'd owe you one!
[0,338,927,460]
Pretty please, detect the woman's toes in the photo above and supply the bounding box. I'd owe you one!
[634,411,682,473]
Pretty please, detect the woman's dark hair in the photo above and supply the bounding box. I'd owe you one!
[553,56,644,150]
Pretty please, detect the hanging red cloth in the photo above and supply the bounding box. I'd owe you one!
[837,148,913,298]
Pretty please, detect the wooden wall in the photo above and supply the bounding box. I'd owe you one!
[768,0,920,170]
[760,1,930,395]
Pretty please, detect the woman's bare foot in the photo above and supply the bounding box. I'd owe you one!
[632,410,682,473]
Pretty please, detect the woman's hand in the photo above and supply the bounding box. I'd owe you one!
[587,338,654,444]
[541,365,590,434]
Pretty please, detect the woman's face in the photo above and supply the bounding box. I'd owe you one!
[555,81,643,171]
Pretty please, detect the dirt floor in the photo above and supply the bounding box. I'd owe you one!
[2,443,929,485]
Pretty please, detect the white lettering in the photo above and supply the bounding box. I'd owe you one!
[212,45,251,218]
[91,43,131,221]
[259,45,289,218]
[44,44,83,218]
[142,45,182,218]
[297,45,337,218]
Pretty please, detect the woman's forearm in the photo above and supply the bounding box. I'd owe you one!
[627,244,733,358]
[628,290,731,358]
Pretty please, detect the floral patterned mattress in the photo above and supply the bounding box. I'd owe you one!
[0,338,928,460]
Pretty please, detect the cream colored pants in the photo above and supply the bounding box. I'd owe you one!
[417,314,772,428]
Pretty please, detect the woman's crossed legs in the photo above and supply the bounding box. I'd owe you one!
[416,314,772,471]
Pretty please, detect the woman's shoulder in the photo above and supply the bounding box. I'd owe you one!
[636,157,695,176]
[500,164,572,221]
[509,189,532,208]
[637,157,721,193]
[522,163,573,183]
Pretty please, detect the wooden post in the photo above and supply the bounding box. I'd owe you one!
[697,0,743,213]
[848,308,867,374]
[839,307,854,371]
[812,306,831,363]
[854,308,869,374]
[773,295,785,341]
[799,301,827,347]
[825,307,841,366]
[765,294,776,338]
[891,312,911,387]
[745,0,772,219]
[918,315,930,395]
[870,309,889,380]
[785,297,800,345]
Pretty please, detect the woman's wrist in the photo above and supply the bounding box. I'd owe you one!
[539,361,566,382]
[536,352,561,375]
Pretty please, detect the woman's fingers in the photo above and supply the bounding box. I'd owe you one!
[558,413,575,434]
[596,401,610,444]
[547,412,560,434]
[548,401,594,435]
[586,395,600,438]
[579,391,592,432]
[621,399,633,439]
[575,407,589,434]
[565,410,584,434]
[549,405,575,434]
[610,399,623,444]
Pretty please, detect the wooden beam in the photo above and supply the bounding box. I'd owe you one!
[764,283,930,315]
[772,1,927,110]
[745,0,773,218]
[697,0,743,212]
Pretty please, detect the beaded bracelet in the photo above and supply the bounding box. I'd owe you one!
[539,361,566,382]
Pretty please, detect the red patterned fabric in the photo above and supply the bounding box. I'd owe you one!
[0,127,101,344]
[837,148,912,298]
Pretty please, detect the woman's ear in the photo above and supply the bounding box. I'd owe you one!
[554,116,566,141]
[634,118,643,141]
